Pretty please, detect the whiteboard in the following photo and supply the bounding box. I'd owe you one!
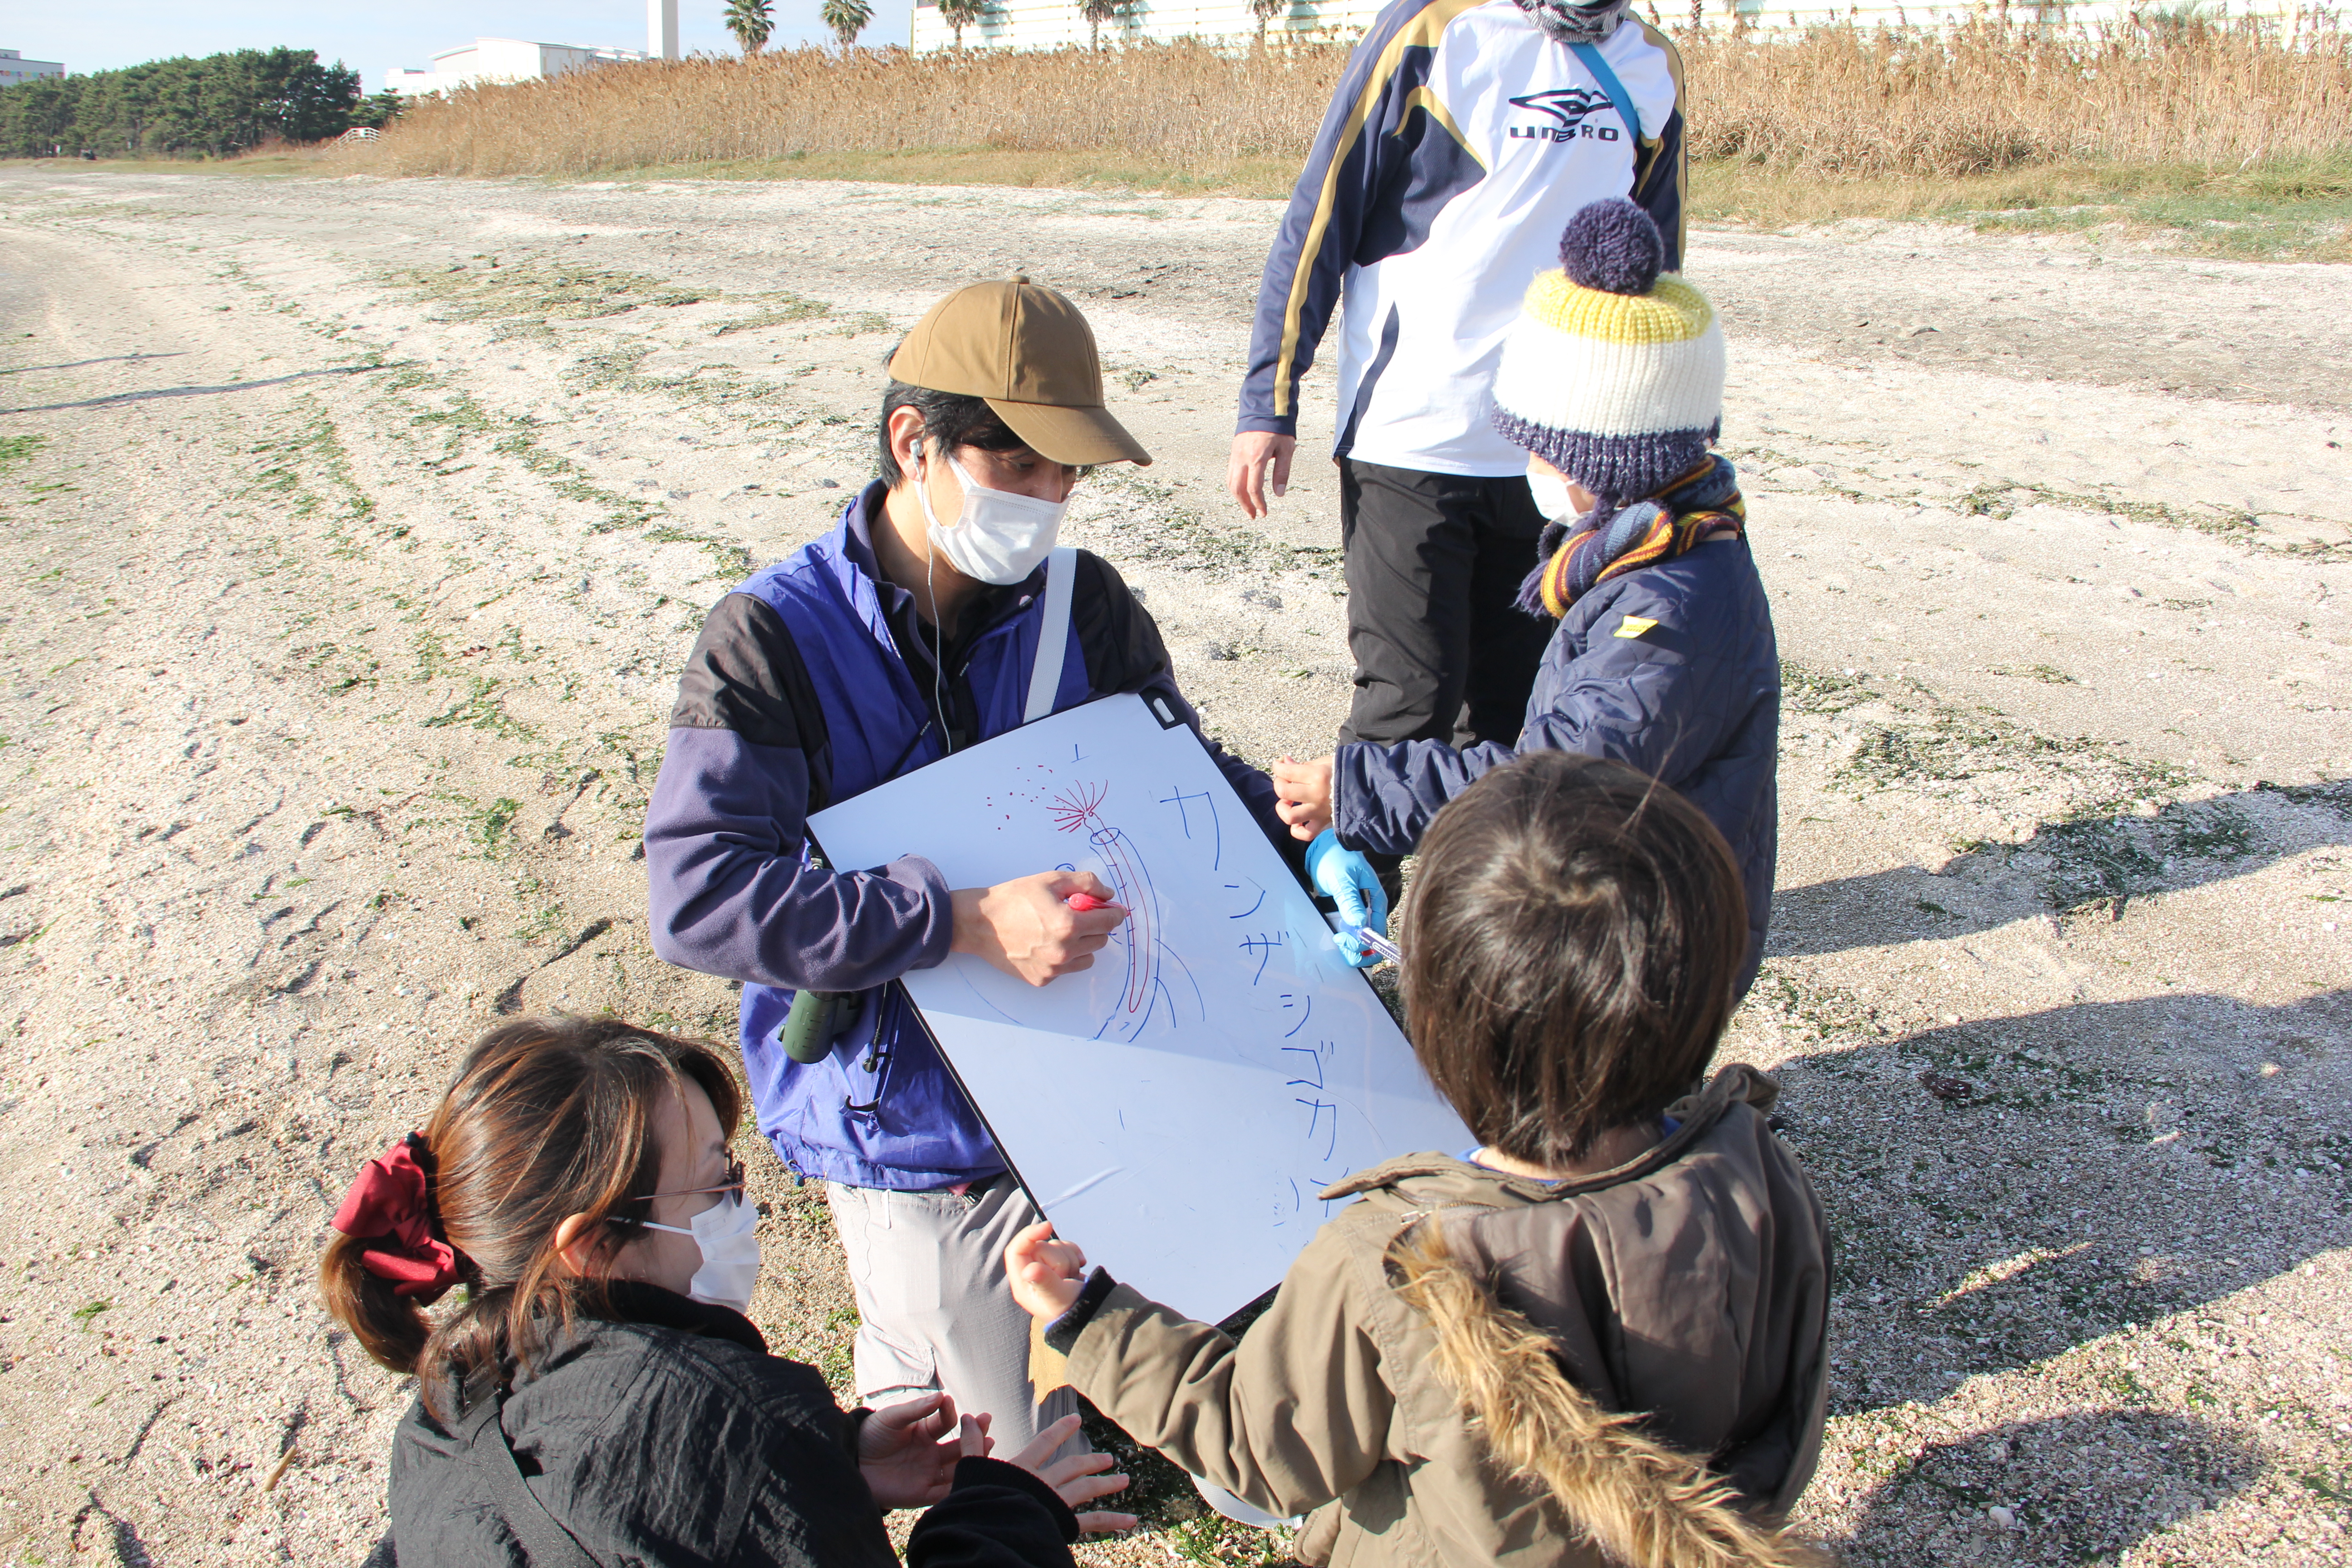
[807,692,1470,1323]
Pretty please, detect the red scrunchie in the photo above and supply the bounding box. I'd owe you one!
[333,1133,462,1303]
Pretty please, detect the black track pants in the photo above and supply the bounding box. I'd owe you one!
[1337,457,1555,752]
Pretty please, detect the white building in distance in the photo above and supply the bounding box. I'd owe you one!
[386,37,645,97]
[0,49,66,85]
[909,0,2325,50]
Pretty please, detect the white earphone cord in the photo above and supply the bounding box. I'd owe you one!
[922,443,951,755]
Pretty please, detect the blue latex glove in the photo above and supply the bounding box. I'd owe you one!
[1304,828,1389,969]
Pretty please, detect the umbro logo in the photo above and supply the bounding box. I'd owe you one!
[1506,86,1622,143]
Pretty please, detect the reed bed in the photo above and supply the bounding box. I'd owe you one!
[343,41,1347,179]
[1685,13,2352,176]
[330,16,2352,183]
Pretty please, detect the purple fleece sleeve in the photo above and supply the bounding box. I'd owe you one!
[645,726,956,992]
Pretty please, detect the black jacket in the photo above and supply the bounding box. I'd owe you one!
[373,1285,1080,1567]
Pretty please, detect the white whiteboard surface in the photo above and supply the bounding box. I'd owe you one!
[807,693,1470,1323]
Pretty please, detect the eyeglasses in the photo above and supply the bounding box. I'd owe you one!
[640,1154,745,1205]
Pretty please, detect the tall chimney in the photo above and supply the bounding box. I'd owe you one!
[648,0,680,60]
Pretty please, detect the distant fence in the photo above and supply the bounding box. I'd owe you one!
[911,0,2343,51]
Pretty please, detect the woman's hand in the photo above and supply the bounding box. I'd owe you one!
[857,1392,975,1509]
[1271,755,1334,841]
[1004,1220,1088,1320]
[975,1412,1137,1535]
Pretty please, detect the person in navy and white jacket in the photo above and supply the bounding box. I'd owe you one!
[643,278,1367,1459]
[1230,0,1689,889]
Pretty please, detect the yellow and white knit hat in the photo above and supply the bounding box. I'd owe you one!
[1489,199,1725,504]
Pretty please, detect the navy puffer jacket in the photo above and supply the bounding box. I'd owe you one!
[1333,535,1779,996]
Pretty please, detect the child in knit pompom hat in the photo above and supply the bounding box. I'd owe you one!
[1274,198,1782,996]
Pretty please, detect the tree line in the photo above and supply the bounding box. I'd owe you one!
[0,48,400,159]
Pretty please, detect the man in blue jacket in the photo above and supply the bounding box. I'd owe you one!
[1274,201,1779,998]
[644,277,1364,1451]
[1231,0,1688,796]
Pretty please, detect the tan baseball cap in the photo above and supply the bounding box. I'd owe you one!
[888,275,1152,467]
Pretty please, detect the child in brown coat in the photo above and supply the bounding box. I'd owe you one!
[1007,752,1831,1568]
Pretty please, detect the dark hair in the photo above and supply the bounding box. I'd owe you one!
[1401,752,1746,1167]
[877,376,1027,488]
[318,1016,741,1418]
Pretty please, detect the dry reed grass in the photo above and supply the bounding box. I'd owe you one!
[324,17,2352,186]
[1683,13,2352,176]
[339,41,1347,180]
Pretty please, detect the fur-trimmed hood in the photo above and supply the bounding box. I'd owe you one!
[1395,1226,1827,1568]
[1057,1066,1831,1568]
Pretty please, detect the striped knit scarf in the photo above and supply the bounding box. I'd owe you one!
[1515,455,1745,620]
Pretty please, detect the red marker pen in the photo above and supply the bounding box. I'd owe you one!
[1064,893,1124,913]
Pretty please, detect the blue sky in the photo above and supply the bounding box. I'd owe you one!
[10,2,919,93]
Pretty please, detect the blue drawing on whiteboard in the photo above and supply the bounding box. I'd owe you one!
[1157,785,1221,870]
[1238,931,1285,984]
[1296,1097,1339,1161]
[1279,992,1311,1038]
[1222,879,1266,920]
[1052,779,1204,1043]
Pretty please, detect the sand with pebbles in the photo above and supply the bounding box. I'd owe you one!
[0,165,2346,1564]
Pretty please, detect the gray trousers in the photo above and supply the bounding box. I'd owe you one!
[825,1176,1079,1452]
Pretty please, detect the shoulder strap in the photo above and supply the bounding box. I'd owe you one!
[455,1387,603,1568]
[1023,544,1078,725]
[1567,40,1642,146]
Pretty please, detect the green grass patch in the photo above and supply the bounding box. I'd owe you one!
[381,260,706,323]
[1692,152,2352,264]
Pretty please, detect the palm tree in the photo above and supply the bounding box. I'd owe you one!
[1250,0,1288,43]
[937,0,995,49]
[1078,0,1128,51]
[725,0,775,54]
[821,0,874,51]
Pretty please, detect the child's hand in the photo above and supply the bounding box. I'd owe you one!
[1004,1220,1088,1320]
[1271,755,1335,841]
[855,1391,969,1509]
[980,1412,1137,1535]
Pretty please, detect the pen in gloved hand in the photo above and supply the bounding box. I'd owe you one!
[1348,925,1402,967]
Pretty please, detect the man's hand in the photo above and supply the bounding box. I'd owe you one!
[950,870,1127,986]
[1228,431,1297,519]
[1004,1220,1088,1320]
[1272,754,1335,842]
[978,1413,1137,1535]
[857,1392,968,1509]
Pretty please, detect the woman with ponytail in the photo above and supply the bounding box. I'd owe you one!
[322,1014,1131,1567]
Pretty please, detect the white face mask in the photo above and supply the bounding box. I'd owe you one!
[917,453,1067,586]
[1527,468,1578,524]
[641,1191,761,1314]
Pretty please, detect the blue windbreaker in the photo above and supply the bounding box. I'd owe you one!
[645,486,1295,1188]
[1333,536,1779,994]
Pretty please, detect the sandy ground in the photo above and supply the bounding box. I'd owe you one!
[0,164,2346,1567]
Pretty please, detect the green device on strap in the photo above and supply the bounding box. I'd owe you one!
[780,987,855,1064]
[779,846,855,1064]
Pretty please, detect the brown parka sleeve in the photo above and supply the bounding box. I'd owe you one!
[1059,1203,1421,1521]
